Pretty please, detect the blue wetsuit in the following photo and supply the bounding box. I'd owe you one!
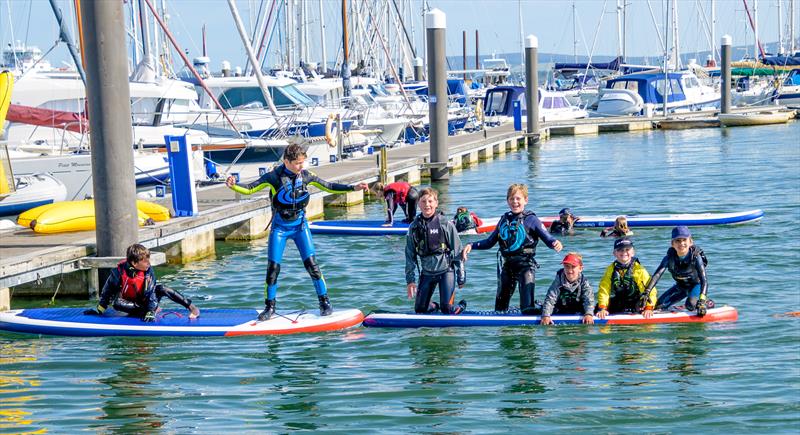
[230,164,355,301]
[470,210,559,313]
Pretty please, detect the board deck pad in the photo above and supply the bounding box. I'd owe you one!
[0,307,364,337]
[362,306,738,328]
[308,210,764,236]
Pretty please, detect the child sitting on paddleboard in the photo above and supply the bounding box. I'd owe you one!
[405,187,467,314]
[549,208,578,235]
[540,252,594,325]
[462,183,563,314]
[84,244,199,321]
[596,237,656,319]
[644,226,712,316]
[452,206,483,233]
[600,216,633,238]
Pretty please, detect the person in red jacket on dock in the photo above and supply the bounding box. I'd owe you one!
[374,181,419,226]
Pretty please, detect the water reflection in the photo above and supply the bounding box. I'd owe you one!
[0,341,44,434]
[98,339,165,433]
[666,328,709,383]
[406,333,465,417]
[497,331,547,419]
[256,337,329,431]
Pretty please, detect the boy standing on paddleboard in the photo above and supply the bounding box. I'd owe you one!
[226,144,368,321]
[462,183,563,314]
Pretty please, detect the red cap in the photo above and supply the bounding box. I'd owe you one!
[562,253,583,267]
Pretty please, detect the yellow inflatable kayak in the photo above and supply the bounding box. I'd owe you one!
[18,200,170,234]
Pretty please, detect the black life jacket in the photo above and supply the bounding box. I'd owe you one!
[453,210,477,232]
[413,213,449,257]
[272,167,310,219]
[609,258,642,309]
[497,210,537,257]
[666,245,707,287]
[555,269,587,311]
[118,260,146,302]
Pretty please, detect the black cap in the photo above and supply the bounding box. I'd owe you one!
[614,237,634,250]
[559,207,574,217]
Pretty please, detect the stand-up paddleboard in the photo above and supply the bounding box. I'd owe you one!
[363,306,738,328]
[308,210,764,236]
[308,219,498,236]
[0,308,364,337]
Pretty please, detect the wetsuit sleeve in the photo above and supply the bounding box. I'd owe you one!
[581,277,595,316]
[143,271,159,313]
[447,222,465,286]
[694,254,708,298]
[645,256,669,293]
[229,172,277,196]
[305,171,355,193]
[405,229,418,285]
[635,264,657,309]
[470,226,499,250]
[526,214,559,249]
[98,268,123,310]
[385,191,396,224]
[596,264,614,309]
[540,277,561,317]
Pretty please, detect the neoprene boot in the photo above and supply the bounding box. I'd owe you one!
[258,299,276,321]
[454,299,467,315]
[318,295,333,316]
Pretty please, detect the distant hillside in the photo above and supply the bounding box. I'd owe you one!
[446,41,794,69]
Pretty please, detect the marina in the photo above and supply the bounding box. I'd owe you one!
[1,0,800,432]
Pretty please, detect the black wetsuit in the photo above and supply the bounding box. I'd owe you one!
[405,213,465,314]
[97,261,193,319]
[385,185,419,224]
[649,246,708,310]
[470,210,559,313]
[549,219,575,235]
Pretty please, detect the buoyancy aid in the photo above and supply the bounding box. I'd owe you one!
[118,260,146,301]
[555,269,587,310]
[497,210,537,257]
[453,210,477,232]
[272,168,310,220]
[609,258,642,309]
[413,212,449,257]
[385,182,410,204]
[666,245,707,287]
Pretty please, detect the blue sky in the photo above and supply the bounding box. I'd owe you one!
[2,0,795,70]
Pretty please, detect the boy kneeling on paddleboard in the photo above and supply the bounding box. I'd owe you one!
[596,237,656,319]
[405,187,467,314]
[645,226,713,316]
[84,244,199,321]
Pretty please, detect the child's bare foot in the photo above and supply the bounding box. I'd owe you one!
[188,304,200,319]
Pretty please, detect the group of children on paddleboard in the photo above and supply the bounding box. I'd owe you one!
[83,144,711,323]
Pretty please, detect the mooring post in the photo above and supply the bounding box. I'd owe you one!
[721,34,732,114]
[525,34,540,144]
[426,8,448,181]
[81,0,140,286]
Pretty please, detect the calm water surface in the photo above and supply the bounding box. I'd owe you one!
[2,122,799,433]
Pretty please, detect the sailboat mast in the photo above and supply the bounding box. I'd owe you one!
[519,0,524,67]
[319,0,327,74]
[616,0,623,59]
[711,0,717,62]
[573,2,577,62]
[754,0,759,60]
[342,0,351,97]
[779,0,784,54]
[672,0,679,69]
